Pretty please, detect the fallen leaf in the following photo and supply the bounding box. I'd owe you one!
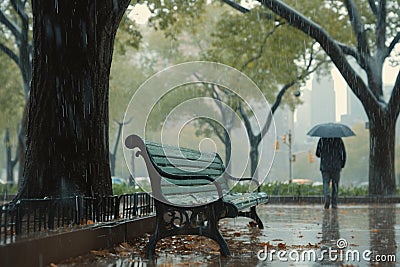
[277,243,286,249]
[233,232,241,237]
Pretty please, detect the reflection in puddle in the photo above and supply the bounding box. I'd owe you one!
[57,204,399,267]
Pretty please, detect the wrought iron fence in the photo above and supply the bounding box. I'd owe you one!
[0,193,154,245]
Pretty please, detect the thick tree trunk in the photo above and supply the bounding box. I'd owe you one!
[250,146,259,177]
[224,128,232,173]
[17,103,28,189]
[368,114,396,195]
[5,128,18,185]
[16,0,129,199]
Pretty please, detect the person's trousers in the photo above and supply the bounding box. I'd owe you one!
[322,171,341,207]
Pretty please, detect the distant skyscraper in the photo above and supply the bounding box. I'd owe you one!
[310,73,336,126]
[344,88,368,125]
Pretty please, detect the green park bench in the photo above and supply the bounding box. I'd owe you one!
[124,134,269,258]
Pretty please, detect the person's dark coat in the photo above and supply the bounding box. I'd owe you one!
[316,138,346,172]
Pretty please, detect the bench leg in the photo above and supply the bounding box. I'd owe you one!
[145,219,161,260]
[206,206,231,256]
[239,206,264,229]
[145,202,232,258]
[251,206,264,229]
[145,224,160,259]
[207,227,231,256]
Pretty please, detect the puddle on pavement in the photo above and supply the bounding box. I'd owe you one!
[55,204,400,267]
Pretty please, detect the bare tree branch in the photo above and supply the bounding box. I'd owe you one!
[258,0,381,114]
[221,0,275,21]
[240,23,282,71]
[264,42,320,139]
[221,0,250,13]
[210,84,224,111]
[375,0,387,52]
[258,44,325,139]
[0,42,20,66]
[343,0,371,57]
[367,0,378,15]
[388,71,400,119]
[386,32,400,57]
[111,118,131,158]
[206,121,225,142]
[238,102,255,138]
[10,0,29,23]
[0,8,22,41]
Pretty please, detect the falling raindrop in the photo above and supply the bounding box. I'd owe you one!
[55,0,59,14]
[81,21,88,48]
[54,24,62,48]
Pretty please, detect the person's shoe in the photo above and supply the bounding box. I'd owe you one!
[324,201,330,209]
[332,204,338,209]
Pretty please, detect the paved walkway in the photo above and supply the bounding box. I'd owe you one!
[57,204,400,266]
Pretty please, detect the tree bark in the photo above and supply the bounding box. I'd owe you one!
[16,0,129,199]
[5,128,18,185]
[18,103,29,189]
[249,147,259,178]
[368,113,396,195]
[224,128,232,173]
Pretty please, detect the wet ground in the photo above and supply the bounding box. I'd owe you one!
[55,204,400,266]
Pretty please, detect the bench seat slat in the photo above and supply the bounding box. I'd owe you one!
[223,192,269,210]
[161,179,230,193]
[162,186,225,196]
[146,142,221,163]
[151,157,224,172]
[158,167,223,178]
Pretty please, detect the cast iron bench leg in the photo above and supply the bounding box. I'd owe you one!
[207,205,231,256]
[145,223,160,259]
[208,227,231,256]
[145,216,161,259]
[238,206,264,229]
[251,206,264,229]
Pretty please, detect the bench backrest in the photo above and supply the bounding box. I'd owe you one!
[145,141,225,185]
[125,134,231,206]
[146,141,233,205]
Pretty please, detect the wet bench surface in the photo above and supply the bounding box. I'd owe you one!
[125,134,269,258]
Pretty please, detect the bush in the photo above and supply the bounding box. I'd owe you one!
[0,183,18,195]
[232,181,381,196]
[112,183,143,195]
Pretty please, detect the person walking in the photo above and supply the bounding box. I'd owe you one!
[316,137,346,209]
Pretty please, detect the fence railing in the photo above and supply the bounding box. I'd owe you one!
[0,193,154,245]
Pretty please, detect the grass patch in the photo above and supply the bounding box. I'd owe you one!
[112,183,144,195]
[0,184,18,195]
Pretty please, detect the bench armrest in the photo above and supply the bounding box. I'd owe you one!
[223,173,261,192]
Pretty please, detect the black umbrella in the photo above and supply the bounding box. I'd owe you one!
[307,122,356,138]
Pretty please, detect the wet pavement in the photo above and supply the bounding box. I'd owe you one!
[56,204,400,266]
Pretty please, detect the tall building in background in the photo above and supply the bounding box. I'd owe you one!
[310,72,336,126]
[340,89,368,125]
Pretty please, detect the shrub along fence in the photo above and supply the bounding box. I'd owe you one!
[0,193,154,245]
